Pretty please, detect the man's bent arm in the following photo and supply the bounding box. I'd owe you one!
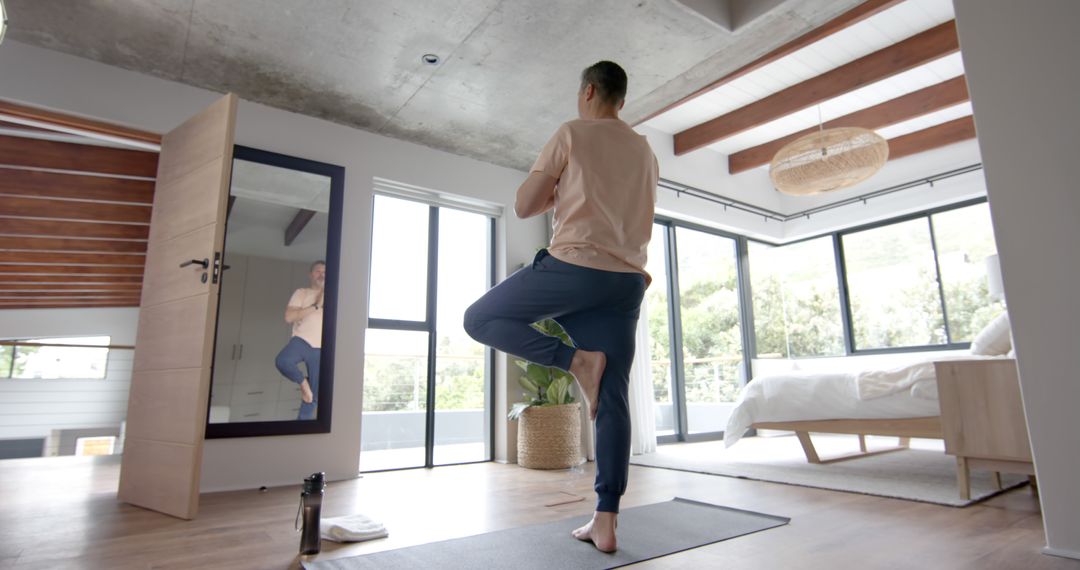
[515,172,558,218]
[285,304,316,324]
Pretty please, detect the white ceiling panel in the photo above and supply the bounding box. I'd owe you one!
[877,102,973,139]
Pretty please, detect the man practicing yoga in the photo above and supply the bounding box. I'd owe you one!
[464,60,658,553]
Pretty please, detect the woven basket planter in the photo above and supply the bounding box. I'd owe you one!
[517,402,582,469]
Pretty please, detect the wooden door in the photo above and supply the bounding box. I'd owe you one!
[118,94,237,519]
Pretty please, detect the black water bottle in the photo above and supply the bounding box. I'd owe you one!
[298,472,325,555]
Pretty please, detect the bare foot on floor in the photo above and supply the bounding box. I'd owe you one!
[569,350,606,420]
[571,511,617,553]
[300,378,314,404]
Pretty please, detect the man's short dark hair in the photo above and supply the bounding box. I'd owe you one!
[580,61,627,106]
[310,260,326,272]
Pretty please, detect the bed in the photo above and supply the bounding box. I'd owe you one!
[723,353,1009,464]
[725,312,1014,464]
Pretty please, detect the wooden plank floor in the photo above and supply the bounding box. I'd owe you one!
[0,454,1075,569]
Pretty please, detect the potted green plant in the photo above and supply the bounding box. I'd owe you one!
[509,319,583,469]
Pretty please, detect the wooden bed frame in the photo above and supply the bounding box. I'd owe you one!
[752,417,943,464]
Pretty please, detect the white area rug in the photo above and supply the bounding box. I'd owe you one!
[630,435,1029,507]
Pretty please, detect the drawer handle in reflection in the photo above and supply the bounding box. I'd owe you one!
[243,413,260,417]
[246,391,264,395]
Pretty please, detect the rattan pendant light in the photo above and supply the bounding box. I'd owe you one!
[769,125,889,196]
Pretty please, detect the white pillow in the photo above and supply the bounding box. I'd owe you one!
[970,312,1012,356]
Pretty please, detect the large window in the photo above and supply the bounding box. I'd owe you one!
[361,194,494,471]
[749,237,844,359]
[675,227,742,434]
[0,336,110,379]
[842,218,947,350]
[931,203,1004,342]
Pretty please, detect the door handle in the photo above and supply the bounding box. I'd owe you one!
[180,258,210,269]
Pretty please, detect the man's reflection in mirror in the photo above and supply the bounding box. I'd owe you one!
[275,260,325,420]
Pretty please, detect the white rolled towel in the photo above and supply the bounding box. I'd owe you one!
[320,513,389,543]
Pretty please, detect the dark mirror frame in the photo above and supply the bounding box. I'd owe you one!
[205,145,345,438]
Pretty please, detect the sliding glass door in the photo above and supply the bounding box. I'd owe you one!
[361,195,494,471]
[649,220,747,442]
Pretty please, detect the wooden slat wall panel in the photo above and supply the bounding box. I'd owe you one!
[0,135,158,177]
[0,291,140,300]
[0,196,151,223]
[0,168,155,203]
[0,265,144,275]
[0,274,143,283]
[0,237,147,254]
[0,218,149,240]
[0,252,145,265]
[0,283,140,291]
[0,297,140,306]
[0,99,162,145]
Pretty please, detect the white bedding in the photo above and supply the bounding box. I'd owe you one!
[723,355,1003,447]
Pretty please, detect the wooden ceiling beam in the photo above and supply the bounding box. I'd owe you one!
[674,20,961,155]
[886,115,976,161]
[0,168,155,204]
[0,99,161,145]
[285,209,317,246]
[0,196,151,224]
[0,134,159,178]
[0,218,149,240]
[636,0,905,126]
[0,264,144,275]
[729,76,970,173]
[0,252,145,266]
[0,236,147,254]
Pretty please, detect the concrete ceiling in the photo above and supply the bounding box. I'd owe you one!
[4,0,862,172]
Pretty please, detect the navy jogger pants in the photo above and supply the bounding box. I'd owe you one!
[463,249,646,513]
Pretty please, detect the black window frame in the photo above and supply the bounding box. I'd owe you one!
[745,196,990,357]
[364,195,497,471]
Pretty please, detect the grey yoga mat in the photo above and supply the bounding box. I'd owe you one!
[303,498,789,569]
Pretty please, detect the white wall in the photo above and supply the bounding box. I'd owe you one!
[0,41,546,491]
[954,0,1080,559]
[0,308,138,442]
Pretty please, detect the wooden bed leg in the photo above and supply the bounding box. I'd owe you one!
[898,437,911,448]
[991,471,1003,490]
[858,434,867,452]
[795,431,822,464]
[957,457,971,501]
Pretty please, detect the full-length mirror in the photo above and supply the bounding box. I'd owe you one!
[206,146,344,438]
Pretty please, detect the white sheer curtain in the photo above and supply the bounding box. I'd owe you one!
[629,296,657,455]
[580,296,657,461]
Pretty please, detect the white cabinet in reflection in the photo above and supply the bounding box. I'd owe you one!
[211,253,311,422]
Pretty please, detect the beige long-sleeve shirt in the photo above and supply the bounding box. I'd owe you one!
[530,119,659,284]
